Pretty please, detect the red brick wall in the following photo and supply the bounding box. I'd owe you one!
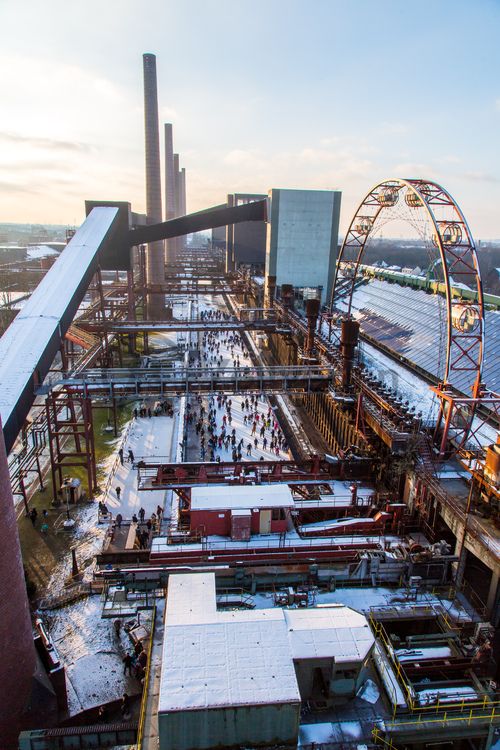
[0,419,37,745]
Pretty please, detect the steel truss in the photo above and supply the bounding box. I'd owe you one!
[329,178,485,456]
[45,364,335,399]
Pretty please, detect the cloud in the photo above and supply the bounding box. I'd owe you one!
[391,162,438,179]
[0,131,94,153]
[461,170,500,184]
[0,180,40,196]
[160,106,181,123]
[223,149,265,168]
[377,121,409,136]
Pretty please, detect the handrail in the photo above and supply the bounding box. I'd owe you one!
[381,704,498,730]
[370,613,500,717]
[136,603,157,749]
[99,417,134,507]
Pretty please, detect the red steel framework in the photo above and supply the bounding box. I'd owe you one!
[329,178,489,456]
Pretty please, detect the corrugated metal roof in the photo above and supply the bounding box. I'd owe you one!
[345,279,500,393]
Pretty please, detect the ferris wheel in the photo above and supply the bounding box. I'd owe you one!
[330,178,485,454]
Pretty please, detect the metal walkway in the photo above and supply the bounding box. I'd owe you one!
[44,364,335,397]
[78,317,289,334]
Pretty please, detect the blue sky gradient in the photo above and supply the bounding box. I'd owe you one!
[0,0,499,236]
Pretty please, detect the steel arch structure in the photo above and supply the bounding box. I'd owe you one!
[329,178,485,454]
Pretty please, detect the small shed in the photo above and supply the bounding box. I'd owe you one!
[189,484,294,537]
[285,605,374,700]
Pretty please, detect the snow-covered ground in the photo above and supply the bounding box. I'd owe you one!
[186,321,291,462]
[27,244,59,259]
[46,596,149,715]
[248,585,476,622]
[105,412,178,519]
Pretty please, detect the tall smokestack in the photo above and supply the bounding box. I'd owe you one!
[173,152,181,262]
[0,416,37,745]
[143,53,164,319]
[179,167,186,253]
[180,167,186,215]
[164,123,176,266]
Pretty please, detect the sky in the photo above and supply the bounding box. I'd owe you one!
[0,0,499,237]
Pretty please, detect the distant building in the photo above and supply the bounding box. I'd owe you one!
[486,267,500,295]
[226,193,267,272]
[265,188,341,304]
[211,224,226,251]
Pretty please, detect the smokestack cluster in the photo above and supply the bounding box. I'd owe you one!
[142,53,188,305]
[165,126,187,266]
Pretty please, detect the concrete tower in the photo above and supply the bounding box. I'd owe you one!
[179,167,187,217]
[173,153,181,261]
[0,417,37,745]
[143,53,165,319]
[179,167,186,253]
[164,123,176,267]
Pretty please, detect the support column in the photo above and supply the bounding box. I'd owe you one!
[265,275,276,312]
[487,570,499,623]
[173,152,181,263]
[127,269,136,354]
[0,418,37,745]
[304,298,320,359]
[226,194,235,272]
[340,317,360,389]
[281,284,294,316]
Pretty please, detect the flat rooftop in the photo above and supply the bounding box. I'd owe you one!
[159,572,374,714]
[190,483,295,511]
[160,573,299,712]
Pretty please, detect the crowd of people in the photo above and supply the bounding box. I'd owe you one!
[184,322,289,462]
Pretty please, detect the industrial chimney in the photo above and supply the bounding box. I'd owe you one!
[164,123,176,266]
[143,53,165,319]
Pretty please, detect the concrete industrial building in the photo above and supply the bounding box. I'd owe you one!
[211,223,226,251]
[158,572,374,750]
[226,193,267,272]
[265,188,341,305]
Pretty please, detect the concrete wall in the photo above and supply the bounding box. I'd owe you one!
[212,225,226,249]
[158,702,300,750]
[226,193,267,270]
[265,188,341,304]
[190,508,287,536]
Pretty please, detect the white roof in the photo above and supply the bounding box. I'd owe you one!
[159,573,374,714]
[284,605,374,663]
[190,484,294,512]
[160,573,299,712]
